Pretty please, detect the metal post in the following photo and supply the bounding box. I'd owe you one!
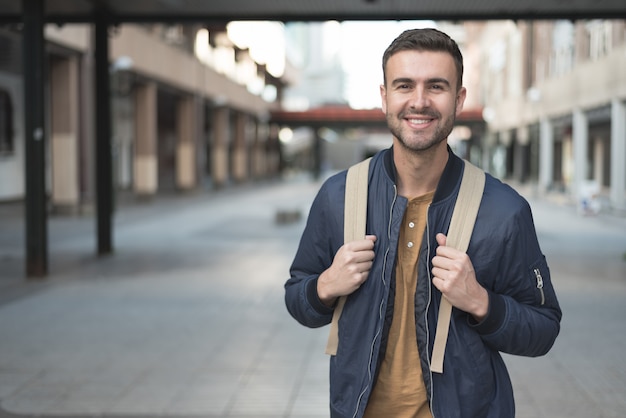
[22,0,47,277]
[94,17,113,254]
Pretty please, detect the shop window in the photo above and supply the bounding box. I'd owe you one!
[0,88,14,155]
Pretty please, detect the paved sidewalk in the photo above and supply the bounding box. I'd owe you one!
[1,175,625,417]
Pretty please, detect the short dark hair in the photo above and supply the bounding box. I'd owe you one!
[382,28,464,91]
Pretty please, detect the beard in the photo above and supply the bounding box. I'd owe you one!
[386,106,456,154]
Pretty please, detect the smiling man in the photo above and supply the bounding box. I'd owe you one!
[285,28,561,418]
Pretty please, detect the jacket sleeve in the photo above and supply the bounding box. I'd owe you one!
[469,194,562,357]
[284,176,344,328]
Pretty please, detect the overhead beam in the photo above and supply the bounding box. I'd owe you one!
[30,11,626,25]
[3,0,626,24]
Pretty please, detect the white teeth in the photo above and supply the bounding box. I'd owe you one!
[408,119,430,124]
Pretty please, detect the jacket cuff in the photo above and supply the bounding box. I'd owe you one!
[469,290,506,335]
[307,277,335,315]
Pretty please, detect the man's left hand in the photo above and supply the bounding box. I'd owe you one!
[431,233,489,322]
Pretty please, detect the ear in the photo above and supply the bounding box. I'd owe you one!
[380,84,387,114]
[455,87,467,117]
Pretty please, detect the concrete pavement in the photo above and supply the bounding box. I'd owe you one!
[0,174,625,417]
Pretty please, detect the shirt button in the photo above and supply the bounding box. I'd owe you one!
[407,242,414,248]
[409,222,415,228]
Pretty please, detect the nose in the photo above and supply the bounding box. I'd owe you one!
[409,86,430,110]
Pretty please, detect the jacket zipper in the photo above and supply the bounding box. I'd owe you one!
[534,268,545,305]
[424,204,436,417]
[352,184,398,418]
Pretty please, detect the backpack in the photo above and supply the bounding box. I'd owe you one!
[325,157,485,374]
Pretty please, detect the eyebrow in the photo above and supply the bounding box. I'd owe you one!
[390,77,415,86]
[427,78,452,87]
[390,77,452,88]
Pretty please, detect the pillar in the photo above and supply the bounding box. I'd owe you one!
[95,16,113,254]
[134,82,158,195]
[232,112,248,182]
[539,117,554,193]
[251,120,267,178]
[176,95,197,190]
[610,99,626,211]
[50,56,80,210]
[592,138,604,186]
[267,123,281,176]
[572,108,588,199]
[211,106,229,187]
[22,0,47,277]
[514,126,529,183]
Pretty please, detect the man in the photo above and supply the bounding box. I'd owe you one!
[284,28,561,418]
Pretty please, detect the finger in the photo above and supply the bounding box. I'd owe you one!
[347,238,376,252]
[431,252,455,270]
[353,258,373,271]
[431,275,447,293]
[431,266,443,278]
[431,266,452,283]
[436,233,447,246]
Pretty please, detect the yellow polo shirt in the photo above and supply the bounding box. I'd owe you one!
[364,192,434,418]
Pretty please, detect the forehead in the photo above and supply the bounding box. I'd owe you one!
[385,50,457,85]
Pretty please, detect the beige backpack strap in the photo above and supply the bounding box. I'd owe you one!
[325,157,372,356]
[431,161,485,373]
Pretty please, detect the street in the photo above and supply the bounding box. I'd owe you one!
[0,174,625,417]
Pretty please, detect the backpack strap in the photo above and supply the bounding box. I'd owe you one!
[430,161,485,373]
[325,157,371,356]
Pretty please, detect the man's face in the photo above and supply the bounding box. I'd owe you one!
[380,50,466,154]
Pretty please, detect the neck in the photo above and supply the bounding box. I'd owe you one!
[393,142,449,198]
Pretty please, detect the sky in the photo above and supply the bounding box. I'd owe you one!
[339,20,437,109]
[227,20,438,110]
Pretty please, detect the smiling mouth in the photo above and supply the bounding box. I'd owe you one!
[406,117,433,125]
[402,111,438,125]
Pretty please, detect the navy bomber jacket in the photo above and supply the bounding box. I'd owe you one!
[284,147,562,418]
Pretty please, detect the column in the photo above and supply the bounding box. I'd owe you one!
[572,108,588,199]
[251,120,267,178]
[50,56,80,210]
[539,117,554,193]
[611,99,626,211]
[232,112,248,182]
[592,138,604,185]
[176,95,197,190]
[95,16,113,254]
[267,123,281,176]
[134,82,158,195]
[211,106,229,187]
[22,0,47,276]
[79,25,96,209]
[514,126,529,183]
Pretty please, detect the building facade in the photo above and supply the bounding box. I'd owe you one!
[0,22,292,210]
[476,20,626,213]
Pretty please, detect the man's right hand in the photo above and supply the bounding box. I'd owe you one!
[317,235,377,307]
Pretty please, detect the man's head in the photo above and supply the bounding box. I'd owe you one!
[379,28,467,156]
[382,28,464,92]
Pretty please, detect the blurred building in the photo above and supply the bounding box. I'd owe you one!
[283,21,346,111]
[2,19,624,214]
[278,21,487,171]
[475,20,626,212]
[0,22,296,210]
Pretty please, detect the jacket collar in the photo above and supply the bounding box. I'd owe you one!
[382,145,464,204]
